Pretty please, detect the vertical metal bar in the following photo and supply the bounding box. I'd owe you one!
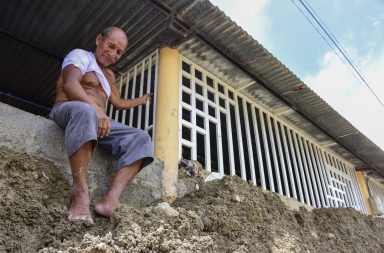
[317,147,331,206]
[129,66,138,126]
[280,123,296,199]
[297,136,315,206]
[259,109,275,192]
[114,77,123,121]
[191,67,197,161]
[108,104,114,118]
[292,131,310,204]
[339,160,347,174]
[203,77,211,172]
[343,176,352,207]
[330,171,337,207]
[338,162,352,207]
[137,61,145,129]
[303,139,321,207]
[346,180,357,208]
[205,105,211,172]
[273,120,290,197]
[226,100,236,176]
[122,71,131,124]
[349,166,367,213]
[267,116,282,195]
[324,151,330,165]
[351,167,365,212]
[331,155,337,168]
[204,130,210,171]
[178,58,183,160]
[286,127,304,202]
[217,111,224,174]
[251,106,265,190]
[234,96,246,180]
[243,99,256,185]
[309,144,327,207]
[327,169,336,207]
[144,55,153,130]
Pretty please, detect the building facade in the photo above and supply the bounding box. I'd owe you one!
[1,0,383,214]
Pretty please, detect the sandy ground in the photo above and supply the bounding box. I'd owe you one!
[1,146,384,253]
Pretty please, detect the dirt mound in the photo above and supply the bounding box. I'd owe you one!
[1,146,384,253]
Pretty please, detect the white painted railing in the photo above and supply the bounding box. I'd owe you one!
[108,50,158,139]
[179,56,367,213]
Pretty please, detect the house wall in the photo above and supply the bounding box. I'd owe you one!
[111,48,371,213]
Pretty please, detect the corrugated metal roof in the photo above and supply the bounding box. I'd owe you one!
[0,0,383,177]
[161,0,384,176]
[0,0,169,113]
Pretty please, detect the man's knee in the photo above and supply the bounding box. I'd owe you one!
[136,129,152,143]
[69,102,97,122]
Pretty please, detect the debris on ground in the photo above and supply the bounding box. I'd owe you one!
[1,146,384,253]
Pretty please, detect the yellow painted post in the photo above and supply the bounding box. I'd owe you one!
[154,47,180,203]
[356,171,373,215]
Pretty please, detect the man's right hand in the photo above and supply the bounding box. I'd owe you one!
[95,107,110,138]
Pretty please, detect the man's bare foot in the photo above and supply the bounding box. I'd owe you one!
[68,189,93,223]
[94,197,119,218]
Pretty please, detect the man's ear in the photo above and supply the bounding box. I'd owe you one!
[96,34,103,47]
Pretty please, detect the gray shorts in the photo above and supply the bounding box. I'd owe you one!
[49,101,154,170]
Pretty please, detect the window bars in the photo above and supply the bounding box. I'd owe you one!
[367,177,384,216]
[179,56,367,213]
[107,50,158,138]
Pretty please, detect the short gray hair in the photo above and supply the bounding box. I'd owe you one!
[99,27,115,37]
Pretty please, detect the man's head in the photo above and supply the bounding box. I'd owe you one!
[94,26,128,67]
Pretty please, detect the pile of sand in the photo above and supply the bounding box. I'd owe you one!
[1,146,384,253]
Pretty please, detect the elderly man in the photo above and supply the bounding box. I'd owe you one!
[50,27,154,222]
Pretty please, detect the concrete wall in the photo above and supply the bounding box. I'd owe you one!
[0,102,166,207]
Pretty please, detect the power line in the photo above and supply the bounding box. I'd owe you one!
[299,0,382,107]
[300,0,367,90]
[290,0,384,109]
[289,0,357,80]
[289,0,364,94]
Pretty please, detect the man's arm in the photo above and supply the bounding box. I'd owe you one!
[62,65,98,106]
[107,69,152,110]
[62,65,111,138]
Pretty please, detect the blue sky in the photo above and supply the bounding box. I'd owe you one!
[210,0,384,150]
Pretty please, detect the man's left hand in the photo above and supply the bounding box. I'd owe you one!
[140,93,153,105]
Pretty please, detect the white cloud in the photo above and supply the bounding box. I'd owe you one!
[209,0,271,44]
[304,48,384,151]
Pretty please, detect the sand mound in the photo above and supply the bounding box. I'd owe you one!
[1,146,384,253]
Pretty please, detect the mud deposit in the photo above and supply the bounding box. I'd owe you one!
[1,146,384,253]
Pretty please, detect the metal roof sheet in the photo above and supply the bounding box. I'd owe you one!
[163,0,384,176]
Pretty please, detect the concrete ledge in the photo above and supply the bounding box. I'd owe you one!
[0,102,163,206]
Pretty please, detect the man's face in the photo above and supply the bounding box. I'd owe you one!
[95,29,128,67]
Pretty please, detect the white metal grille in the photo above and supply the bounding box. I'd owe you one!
[179,56,367,213]
[367,177,384,216]
[325,164,349,207]
[107,50,158,138]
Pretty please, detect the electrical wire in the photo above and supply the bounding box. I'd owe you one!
[289,0,365,94]
[289,0,359,82]
[290,0,384,109]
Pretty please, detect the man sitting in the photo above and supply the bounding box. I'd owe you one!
[50,26,154,222]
